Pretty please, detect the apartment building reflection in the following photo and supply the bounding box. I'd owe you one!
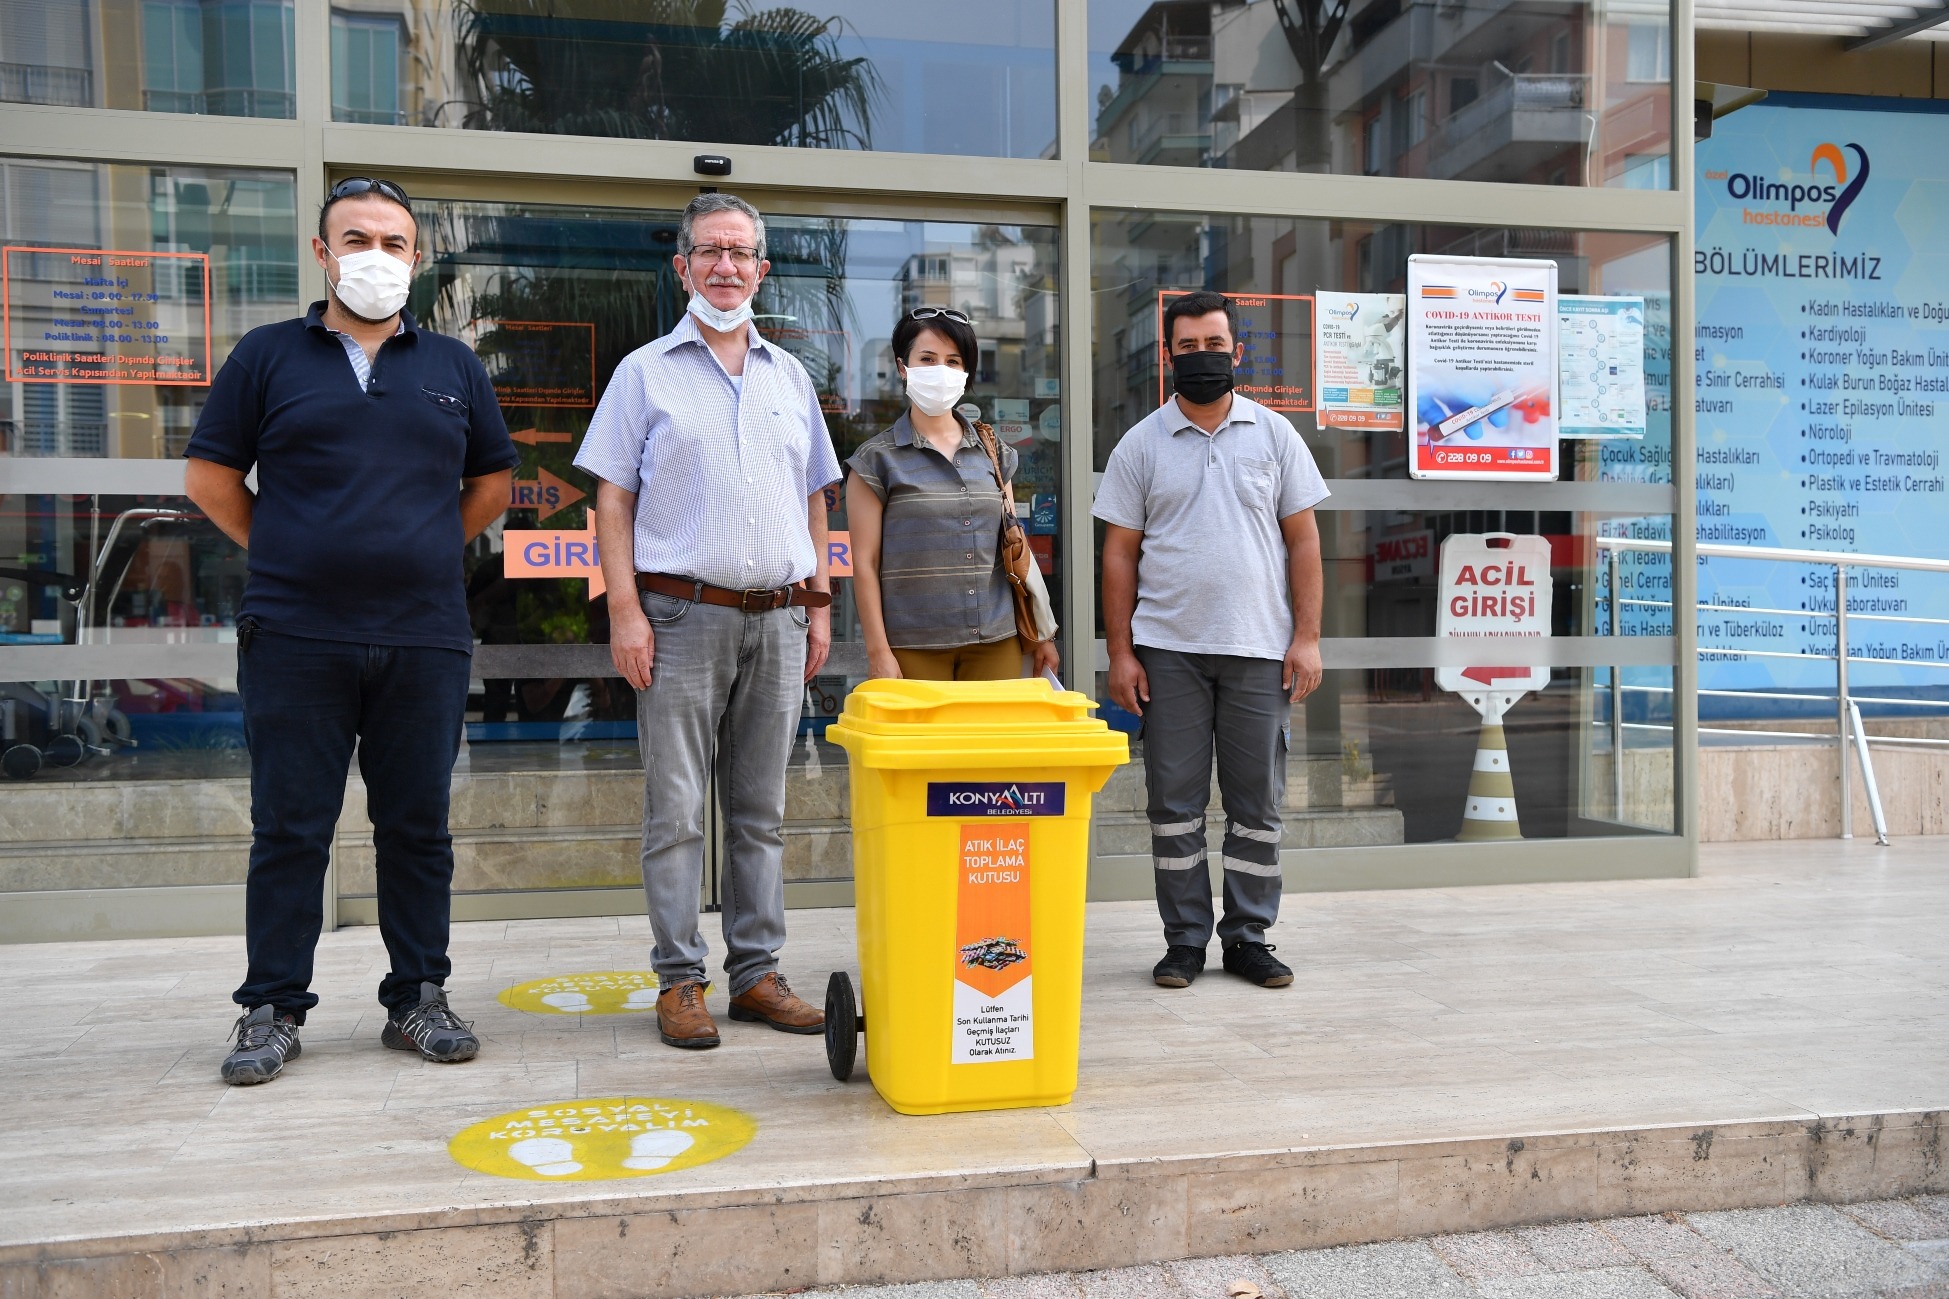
[1090,0,1670,185]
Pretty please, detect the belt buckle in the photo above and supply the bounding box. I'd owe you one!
[739,587,779,612]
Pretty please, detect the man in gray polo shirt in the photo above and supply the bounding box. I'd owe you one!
[1093,290,1328,990]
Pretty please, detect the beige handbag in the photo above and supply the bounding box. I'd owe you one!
[972,422,1058,645]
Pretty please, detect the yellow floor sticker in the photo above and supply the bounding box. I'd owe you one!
[449,1097,755,1181]
[497,972,660,1015]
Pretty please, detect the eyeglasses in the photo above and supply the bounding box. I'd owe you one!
[686,244,761,268]
[327,176,413,211]
[908,307,971,325]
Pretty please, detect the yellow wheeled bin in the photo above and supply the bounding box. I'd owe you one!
[824,678,1129,1115]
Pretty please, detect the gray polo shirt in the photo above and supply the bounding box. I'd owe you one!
[1092,394,1329,661]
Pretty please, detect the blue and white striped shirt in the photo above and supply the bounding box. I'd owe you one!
[575,314,843,590]
[329,321,403,389]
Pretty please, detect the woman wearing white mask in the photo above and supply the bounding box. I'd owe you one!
[845,308,1059,681]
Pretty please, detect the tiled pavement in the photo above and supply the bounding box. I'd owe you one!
[756,1197,1949,1299]
[2,837,1946,1296]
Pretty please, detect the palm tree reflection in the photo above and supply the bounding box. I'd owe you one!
[454,0,882,148]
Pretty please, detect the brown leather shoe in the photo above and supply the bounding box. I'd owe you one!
[727,972,824,1034]
[656,980,720,1049]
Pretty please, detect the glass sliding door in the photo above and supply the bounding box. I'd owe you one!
[1088,208,1677,868]
[377,192,1062,917]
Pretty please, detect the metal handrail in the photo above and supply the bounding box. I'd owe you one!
[1594,535,1949,843]
[1596,537,1949,572]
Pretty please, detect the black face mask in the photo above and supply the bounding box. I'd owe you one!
[1170,349,1236,405]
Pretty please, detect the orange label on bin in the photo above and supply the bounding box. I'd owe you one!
[953,824,1034,1063]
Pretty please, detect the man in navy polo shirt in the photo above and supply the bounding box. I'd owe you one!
[185,177,517,1085]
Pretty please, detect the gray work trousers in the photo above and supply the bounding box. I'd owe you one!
[633,591,807,994]
[1137,646,1287,948]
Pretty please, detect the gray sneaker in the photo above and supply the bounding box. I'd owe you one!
[381,981,480,1062]
[221,1005,301,1085]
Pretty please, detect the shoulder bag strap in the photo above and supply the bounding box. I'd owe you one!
[973,420,1025,529]
[971,420,1008,495]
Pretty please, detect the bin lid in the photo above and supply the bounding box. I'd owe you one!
[828,678,1130,770]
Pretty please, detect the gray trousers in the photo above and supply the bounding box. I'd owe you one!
[1137,647,1287,948]
[634,591,807,994]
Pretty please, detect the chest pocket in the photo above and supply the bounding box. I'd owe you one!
[766,404,809,483]
[1235,456,1278,511]
[421,387,470,419]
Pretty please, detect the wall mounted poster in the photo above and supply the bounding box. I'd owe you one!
[1407,255,1559,481]
[1558,295,1647,438]
[1690,99,1949,701]
[1315,292,1405,429]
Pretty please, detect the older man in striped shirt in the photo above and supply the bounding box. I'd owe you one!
[578,193,841,1051]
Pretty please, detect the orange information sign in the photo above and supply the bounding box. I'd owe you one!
[475,320,596,408]
[758,324,854,415]
[505,527,605,599]
[1158,289,1314,413]
[503,528,852,596]
[953,823,1033,1064]
[3,246,211,385]
[510,467,586,523]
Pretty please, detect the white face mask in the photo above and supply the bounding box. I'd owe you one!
[328,247,413,322]
[686,291,754,334]
[903,364,968,417]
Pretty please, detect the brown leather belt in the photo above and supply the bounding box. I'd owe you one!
[636,572,832,611]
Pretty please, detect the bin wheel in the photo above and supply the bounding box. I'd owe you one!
[44,733,86,768]
[824,971,859,1082]
[2,744,41,780]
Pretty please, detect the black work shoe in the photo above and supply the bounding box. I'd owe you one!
[221,1005,301,1085]
[1222,941,1293,987]
[1152,944,1207,988]
[382,981,480,1062]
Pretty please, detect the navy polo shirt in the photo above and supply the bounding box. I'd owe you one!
[185,302,518,652]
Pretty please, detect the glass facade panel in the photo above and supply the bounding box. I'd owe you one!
[0,157,299,458]
[1088,0,1672,186]
[0,1,297,117]
[330,10,403,124]
[1091,210,1673,484]
[405,198,1060,893]
[0,492,239,645]
[340,1,1058,157]
[412,198,1062,650]
[1091,658,1673,855]
[1090,208,1676,845]
[0,3,1691,930]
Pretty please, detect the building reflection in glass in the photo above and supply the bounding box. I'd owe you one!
[322,1,1058,158]
[1088,0,1670,186]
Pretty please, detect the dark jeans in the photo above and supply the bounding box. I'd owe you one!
[233,629,470,1021]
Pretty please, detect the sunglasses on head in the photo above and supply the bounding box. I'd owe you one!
[908,307,970,325]
[328,176,413,211]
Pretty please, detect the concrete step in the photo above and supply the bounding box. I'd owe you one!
[3,1112,1937,1299]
